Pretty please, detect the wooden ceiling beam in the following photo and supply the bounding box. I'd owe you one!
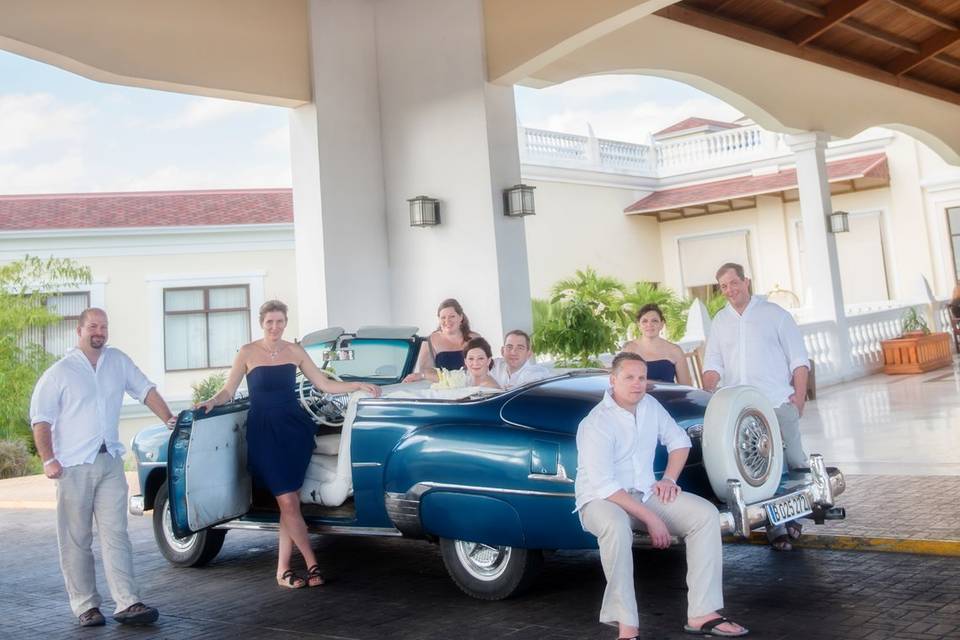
[788,0,876,45]
[933,53,960,71]
[887,29,960,75]
[655,4,960,106]
[838,18,920,53]
[883,0,958,32]
[775,0,826,19]
[714,0,740,13]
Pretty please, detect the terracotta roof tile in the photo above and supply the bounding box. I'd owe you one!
[0,189,293,231]
[654,117,740,137]
[624,153,888,215]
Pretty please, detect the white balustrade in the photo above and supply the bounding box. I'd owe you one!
[655,126,771,171]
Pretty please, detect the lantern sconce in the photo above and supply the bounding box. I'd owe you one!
[829,210,849,234]
[503,184,536,217]
[408,196,440,227]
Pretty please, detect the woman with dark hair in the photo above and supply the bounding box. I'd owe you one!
[622,303,692,385]
[403,298,480,382]
[196,300,381,589]
[462,337,501,389]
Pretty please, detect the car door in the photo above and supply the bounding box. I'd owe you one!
[167,407,252,538]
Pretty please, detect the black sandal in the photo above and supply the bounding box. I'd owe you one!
[277,569,306,589]
[683,616,749,636]
[770,534,793,552]
[306,564,325,587]
[786,521,803,540]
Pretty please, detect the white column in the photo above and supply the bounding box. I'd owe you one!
[290,0,392,333]
[375,0,532,339]
[786,131,852,379]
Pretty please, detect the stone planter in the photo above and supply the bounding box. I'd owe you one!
[880,332,953,374]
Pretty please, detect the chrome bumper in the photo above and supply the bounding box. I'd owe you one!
[129,495,145,516]
[718,454,845,538]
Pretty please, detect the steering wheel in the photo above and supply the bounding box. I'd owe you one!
[298,368,346,426]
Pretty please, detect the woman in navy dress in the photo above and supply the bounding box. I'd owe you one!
[403,298,480,383]
[622,303,693,386]
[197,300,380,589]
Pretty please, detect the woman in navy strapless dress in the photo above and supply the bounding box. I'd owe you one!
[403,297,482,383]
[196,300,380,590]
[621,303,693,386]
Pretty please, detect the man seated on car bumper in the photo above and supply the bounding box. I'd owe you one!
[575,352,748,639]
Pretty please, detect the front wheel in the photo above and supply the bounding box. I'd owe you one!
[152,481,226,567]
[439,538,542,600]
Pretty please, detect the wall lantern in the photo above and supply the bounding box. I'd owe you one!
[503,184,536,217]
[408,196,440,227]
[829,210,849,234]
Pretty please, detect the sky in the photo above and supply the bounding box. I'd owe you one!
[0,50,740,195]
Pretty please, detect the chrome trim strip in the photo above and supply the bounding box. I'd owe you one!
[218,521,402,537]
[415,481,575,499]
[352,462,382,468]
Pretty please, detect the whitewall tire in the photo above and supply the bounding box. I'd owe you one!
[702,385,783,503]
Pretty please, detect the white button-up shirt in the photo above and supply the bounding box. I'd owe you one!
[702,296,809,406]
[30,347,156,467]
[574,391,692,512]
[490,357,551,389]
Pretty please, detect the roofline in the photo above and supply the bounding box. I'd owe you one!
[0,222,295,240]
[0,187,293,201]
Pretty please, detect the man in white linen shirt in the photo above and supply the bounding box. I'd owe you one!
[30,308,175,627]
[490,330,550,389]
[702,262,810,551]
[576,352,748,639]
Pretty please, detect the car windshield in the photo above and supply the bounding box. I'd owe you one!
[303,337,416,384]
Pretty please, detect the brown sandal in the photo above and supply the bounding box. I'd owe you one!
[306,564,325,587]
[277,568,306,589]
[770,534,793,552]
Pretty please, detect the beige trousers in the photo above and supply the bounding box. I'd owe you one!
[768,402,809,541]
[56,452,141,616]
[579,492,724,628]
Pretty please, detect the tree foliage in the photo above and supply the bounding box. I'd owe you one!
[0,256,92,443]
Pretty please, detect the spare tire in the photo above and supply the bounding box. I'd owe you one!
[702,385,783,503]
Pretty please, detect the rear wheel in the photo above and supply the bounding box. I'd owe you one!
[152,481,226,567]
[439,538,542,600]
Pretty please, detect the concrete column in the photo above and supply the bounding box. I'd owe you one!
[375,0,532,339]
[786,131,852,378]
[290,0,392,332]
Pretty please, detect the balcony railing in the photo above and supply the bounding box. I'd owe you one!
[519,124,784,176]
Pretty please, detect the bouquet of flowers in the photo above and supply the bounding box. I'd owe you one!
[431,367,467,389]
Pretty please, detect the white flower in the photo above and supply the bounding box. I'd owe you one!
[431,368,468,389]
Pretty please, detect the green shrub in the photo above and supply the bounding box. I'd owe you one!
[191,371,228,405]
[0,439,32,479]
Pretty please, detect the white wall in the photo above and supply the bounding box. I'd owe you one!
[524,179,662,297]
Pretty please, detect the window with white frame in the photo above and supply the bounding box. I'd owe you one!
[21,292,90,358]
[163,285,250,371]
[947,206,960,282]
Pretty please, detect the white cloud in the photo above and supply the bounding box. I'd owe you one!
[0,94,92,155]
[529,98,743,143]
[258,126,290,153]
[111,163,292,192]
[0,154,87,194]
[153,97,263,130]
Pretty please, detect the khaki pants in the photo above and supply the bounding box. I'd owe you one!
[768,402,809,541]
[56,452,141,616]
[579,492,724,628]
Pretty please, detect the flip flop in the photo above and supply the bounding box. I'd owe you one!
[770,534,793,551]
[683,616,749,637]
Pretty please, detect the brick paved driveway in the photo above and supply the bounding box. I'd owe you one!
[1,508,958,640]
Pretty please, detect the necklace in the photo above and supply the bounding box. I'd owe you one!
[262,341,283,359]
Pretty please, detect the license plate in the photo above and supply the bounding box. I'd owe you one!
[765,491,812,527]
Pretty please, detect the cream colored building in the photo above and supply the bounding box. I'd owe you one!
[1,189,298,435]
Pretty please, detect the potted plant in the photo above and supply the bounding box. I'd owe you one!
[881,307,951,374]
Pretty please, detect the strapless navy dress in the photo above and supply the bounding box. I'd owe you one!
[646,359,678,383]
[434,350,465,370]
[245,364,316,496]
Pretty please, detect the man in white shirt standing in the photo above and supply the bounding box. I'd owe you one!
[489,330,550,389]
[702,262,810,551]
[576,352,748,639]
[30,308,175,627]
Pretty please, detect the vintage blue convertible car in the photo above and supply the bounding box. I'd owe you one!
[129,326,846,600]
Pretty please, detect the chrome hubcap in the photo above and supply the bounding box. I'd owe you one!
[454,540,512,582]
[162,502,199,553]
[735,409,773,487]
